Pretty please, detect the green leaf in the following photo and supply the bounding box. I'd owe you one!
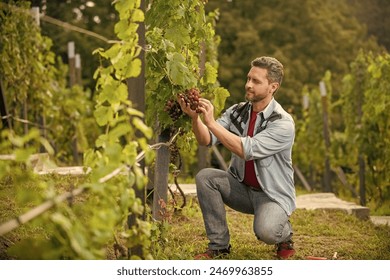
[22,128,41,143]
[124,57,142,78]
[114,19,130,39]
[39,137,55,155]
[115,19,139,40]
[131,9,144,22]
[114,0,138,18]
[50,213,96,260]
[95,134,108,148]
[94,106,113,126]
[132,117,153,139]
[105,44,122,64]
[201,62,218,85]
[14,147,35,162]
[133,165,147,191]
[127,107,144,118]
[116,82,129,102]
[122,142,138,166]
[211,87,230,116]
[109,123,132,140]
[166,53,197,86]
[165,25,191,46]
[105,143,123,163]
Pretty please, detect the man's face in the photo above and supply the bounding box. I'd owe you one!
[245,67,278,103]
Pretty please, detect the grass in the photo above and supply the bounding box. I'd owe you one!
[1,175,389,260]
[152,195,390,260]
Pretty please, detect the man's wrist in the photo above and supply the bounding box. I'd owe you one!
[205,119,218,132]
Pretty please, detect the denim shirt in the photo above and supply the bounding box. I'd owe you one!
[209,98,296,215]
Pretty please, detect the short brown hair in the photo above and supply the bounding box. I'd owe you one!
[251,56,284,86]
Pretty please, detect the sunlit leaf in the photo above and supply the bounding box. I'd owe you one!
[132,117,153,139]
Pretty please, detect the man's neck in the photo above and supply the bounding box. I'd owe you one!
[251,97,273,113]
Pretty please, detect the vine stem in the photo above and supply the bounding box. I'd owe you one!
[135,129,181,162]
[41,15,113,43]
[1,114,48,130]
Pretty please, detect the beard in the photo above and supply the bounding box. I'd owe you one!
[245,91,265,103]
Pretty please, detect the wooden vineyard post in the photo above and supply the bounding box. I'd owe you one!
[0,79,12,129]
[293,165,312,191]
[319,81,332,192]
[152,129,170,221]
[356,70,366,206]
[67,41,80,165]
[75,54,82,86]
[211,146,228,171]
[126,0,147,257]
[68,41,76,87]
[30,7,40,26]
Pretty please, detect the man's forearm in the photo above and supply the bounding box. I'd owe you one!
[207,120,244,158]
[192,116,211,146]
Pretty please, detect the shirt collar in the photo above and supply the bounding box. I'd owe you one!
[250,98,276,120]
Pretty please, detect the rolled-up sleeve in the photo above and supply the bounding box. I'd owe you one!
[209,107,235,146]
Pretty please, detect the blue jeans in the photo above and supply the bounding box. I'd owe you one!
[195,168,293,250]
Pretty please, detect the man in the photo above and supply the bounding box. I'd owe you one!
[178,56,296,259]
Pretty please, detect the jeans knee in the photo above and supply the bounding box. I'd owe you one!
[195,168,213,194]
[195,168,207,183]
[254,226,280,245]
[195,168,217,188]
[196,167,216,178]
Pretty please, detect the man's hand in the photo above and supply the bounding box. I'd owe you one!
[197,98,215,127]
[177,95,199,119]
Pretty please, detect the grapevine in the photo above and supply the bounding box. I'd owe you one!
[145,0,229,134]
[164,99,183,122]
[178,88,202,113]
[144,2,229,217]
[0,0,154,260]
[0,0,230,260]
[340,51,390,210]
[0,2,97,165]
[164,87,203,122]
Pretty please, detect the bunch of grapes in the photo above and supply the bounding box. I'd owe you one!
[164,88,202,122]
[169,143,181,167]
[178,88,201,113]
[164,99,183,122]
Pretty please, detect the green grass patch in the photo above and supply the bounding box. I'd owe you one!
[152,196,390,260]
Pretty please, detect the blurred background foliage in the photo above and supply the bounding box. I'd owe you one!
[205,0,385,111]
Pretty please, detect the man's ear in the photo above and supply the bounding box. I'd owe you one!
[271,82,279,94]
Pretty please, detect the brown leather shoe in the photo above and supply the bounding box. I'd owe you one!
[276,240,295,259]
[194,245,231,260]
